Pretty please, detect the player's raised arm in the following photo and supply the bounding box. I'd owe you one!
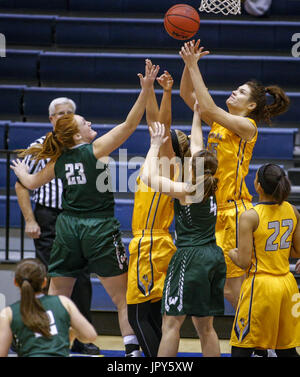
[92,60,160,159]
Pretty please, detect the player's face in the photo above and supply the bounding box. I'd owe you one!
[226,84,255,114]
[76,115,97,143]
[50,103,74,126]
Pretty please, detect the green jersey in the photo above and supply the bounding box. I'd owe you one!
[10,295,70,357]
[174,195,217,247]
[54,143,114,217]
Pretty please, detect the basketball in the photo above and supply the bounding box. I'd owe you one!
[164,4,200,40]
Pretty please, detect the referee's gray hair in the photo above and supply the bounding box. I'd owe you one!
[48,97,76,116]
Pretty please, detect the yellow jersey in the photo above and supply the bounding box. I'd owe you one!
[207,118,257,205]
[127,172,176,303]
[131,175,174,234]
[248,201,297,275]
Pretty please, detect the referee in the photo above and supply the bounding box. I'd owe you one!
[15,97,100,355]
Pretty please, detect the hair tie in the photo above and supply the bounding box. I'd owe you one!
[205,169,212,175]
[22,278,32,284]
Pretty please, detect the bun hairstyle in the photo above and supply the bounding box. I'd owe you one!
[15,258,51,338]
[170,129,191,161]
[192,149,219,201]
[257,163,291,204]
[246,80,290,124]
[17,114,79,162]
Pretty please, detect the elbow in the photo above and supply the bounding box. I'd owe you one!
[239,261,251,270]
[25,182,36,191]
[201,105,217,117]
[237,255,251,270]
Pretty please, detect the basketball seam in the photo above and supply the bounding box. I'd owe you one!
[165,15,199,33]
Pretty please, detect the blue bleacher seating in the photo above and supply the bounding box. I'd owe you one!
[68,0,200,13]
[39,52,300,89]
[4,121,298,159]
[0,86,292,125]
[54,17,300,53]
[270,0,300,15]
[0,49,39,84]
[253,128,298,160]
[7,122,52,150]
[68,0,300,16]
[0,14,56,46]
[0,85,25,120]
[0,195,21,228]
[0,158,17,189]
[0,0,69,10]
[0,121,9,149]
[22,87,81,120]
[1,0,300,16]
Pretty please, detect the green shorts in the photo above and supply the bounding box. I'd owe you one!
[48,213,128,278]
[162,242,226,317]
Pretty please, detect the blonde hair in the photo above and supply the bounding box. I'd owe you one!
[17,114,79,162]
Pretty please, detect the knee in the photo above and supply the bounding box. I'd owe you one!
[161,315,182,334]
[196,323,214,339]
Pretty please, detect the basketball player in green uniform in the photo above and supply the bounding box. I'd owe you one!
[141,103,226,357]
[10,60,160,356]
[0,258,97,357]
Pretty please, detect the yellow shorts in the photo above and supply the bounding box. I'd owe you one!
[230,272,300,350]
[216,199,253,278]
[126,230,176,305]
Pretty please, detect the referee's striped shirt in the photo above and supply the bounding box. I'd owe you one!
[23,135,63,209]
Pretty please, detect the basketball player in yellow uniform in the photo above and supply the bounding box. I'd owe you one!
[126,64,190,357]
[179,39,290,309]
[229,163,300,357]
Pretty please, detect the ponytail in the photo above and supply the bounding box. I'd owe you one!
[191,149,218,202]
[265,85,290,123]
[246,80,290,125]
[16,114,79,162]
[15,259,51,338]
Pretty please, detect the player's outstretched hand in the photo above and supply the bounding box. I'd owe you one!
[179,39,210,66]
[157,70,174,92]
[149,122,169,148]
[138,59,160,89]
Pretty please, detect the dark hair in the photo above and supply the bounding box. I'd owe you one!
[191,149,218,201]
[246,80,290,124]
[171,129,190,161]
[15,258,51,338]
[257,163,291,204]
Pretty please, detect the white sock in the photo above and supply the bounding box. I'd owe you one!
[123,335,139,345]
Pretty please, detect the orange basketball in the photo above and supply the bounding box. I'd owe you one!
[164,4,200,40]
